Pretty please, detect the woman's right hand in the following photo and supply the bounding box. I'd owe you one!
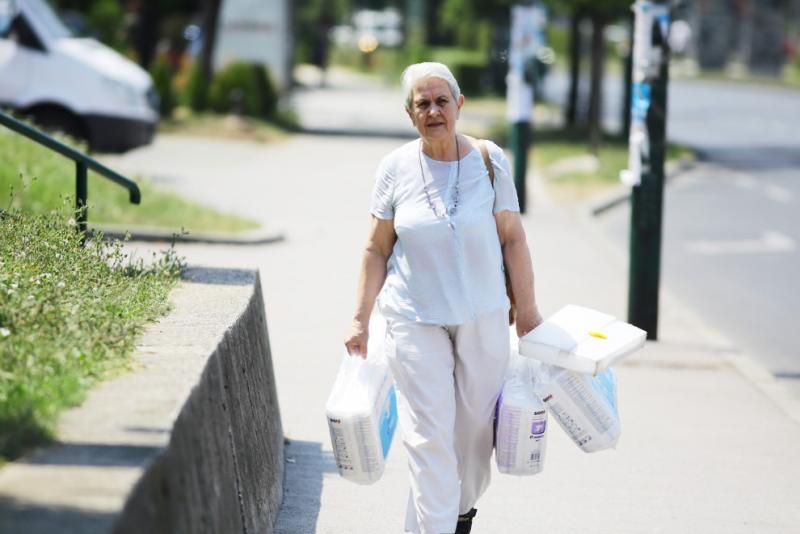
[344,319,369,359]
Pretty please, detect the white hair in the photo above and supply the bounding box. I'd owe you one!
[401,62,461,108]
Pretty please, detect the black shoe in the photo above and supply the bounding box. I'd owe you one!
[454,508,477,534]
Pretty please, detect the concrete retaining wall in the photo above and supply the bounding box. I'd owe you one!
[0,268,283,534]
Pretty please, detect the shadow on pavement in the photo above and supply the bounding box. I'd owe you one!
[697,146,800,170]
[274,439,337,534]
[299,127,417,140]
[0,497,116,534]
[20,442,161,468]
[181,266,257,286]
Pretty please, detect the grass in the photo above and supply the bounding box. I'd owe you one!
[0,205,182,462]
[0,127,260,234]
[530,129,694,202]
[159,106,300,144]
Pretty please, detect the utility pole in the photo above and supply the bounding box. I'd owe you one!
[621,1,670,340]
[507,2,545,213]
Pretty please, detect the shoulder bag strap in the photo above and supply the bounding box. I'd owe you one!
[473,137,516,325]
[477,139,495,185]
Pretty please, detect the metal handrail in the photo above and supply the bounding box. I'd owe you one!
[0,110,141,235]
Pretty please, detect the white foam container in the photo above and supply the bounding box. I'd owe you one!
[495,354,548,475]
[519,305,647,376]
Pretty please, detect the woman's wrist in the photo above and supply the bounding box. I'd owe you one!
[515,303,541,320]
[352,313,370,327]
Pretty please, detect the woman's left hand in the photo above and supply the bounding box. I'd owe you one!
[515,307,544,339]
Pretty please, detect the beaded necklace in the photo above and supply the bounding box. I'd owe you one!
[418,135,460,220]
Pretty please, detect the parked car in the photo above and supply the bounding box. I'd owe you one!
[0,0,158,152]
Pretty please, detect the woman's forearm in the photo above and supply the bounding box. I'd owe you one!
[352,247,389,324]
[503,236,539,318]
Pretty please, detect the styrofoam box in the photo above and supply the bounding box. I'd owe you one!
[519,305,646,375]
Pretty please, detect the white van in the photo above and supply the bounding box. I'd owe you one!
[0,0,158,152]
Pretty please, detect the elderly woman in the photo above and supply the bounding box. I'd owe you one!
[344,62,543,534]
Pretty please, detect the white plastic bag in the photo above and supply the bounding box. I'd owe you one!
[326,331,398,484]
[538,364,620,453]
[495,352,548,475]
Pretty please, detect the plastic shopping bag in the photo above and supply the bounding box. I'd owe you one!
[326,337,398,485]
[538,364,620,453]
[495,352,548,476]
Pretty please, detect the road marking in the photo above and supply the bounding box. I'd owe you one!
[763,185,794,204]
[732,172,794,204]
[734,174,758,190]
[687,231,796,255]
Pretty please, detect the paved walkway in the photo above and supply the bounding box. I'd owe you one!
[110,70,800,533]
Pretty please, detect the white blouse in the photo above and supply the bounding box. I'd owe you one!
[371,138,520,325]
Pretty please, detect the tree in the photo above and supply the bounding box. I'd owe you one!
[131,1,161,70]
[547,0,629,151]
[197,0,222,110]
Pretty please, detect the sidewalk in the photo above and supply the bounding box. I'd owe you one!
[108,70,800,533]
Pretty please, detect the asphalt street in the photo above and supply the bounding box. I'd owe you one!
[585,76,800,393]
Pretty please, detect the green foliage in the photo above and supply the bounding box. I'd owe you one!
[547,23,569,65]
[150,56,177,118]
[0,206,182,461]
[184,62,208,112]
[85,0,125,50]
[440,1,501,49]
[209,62,279,119]
[294,0,351,65]
[0,126,259,233]
[544,0,630,18]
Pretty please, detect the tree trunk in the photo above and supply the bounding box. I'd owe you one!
[565,11,582,128]
[588,12,605,154]
[622,11,634,139]
[198,0,222,110]
[133,2,160,71]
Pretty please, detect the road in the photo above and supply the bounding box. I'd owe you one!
[545,71,800,391]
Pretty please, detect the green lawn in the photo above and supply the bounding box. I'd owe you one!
[531,129,694,202]
[0,129,259,234]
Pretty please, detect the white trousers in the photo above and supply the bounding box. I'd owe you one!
[384,308,510,534]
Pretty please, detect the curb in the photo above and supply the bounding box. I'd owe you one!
[587,154,698,217]
[90,224,286,245]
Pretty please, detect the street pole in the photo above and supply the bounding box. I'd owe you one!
[507,3,545,213]
[509,120,529,213]
[623,1,670,340]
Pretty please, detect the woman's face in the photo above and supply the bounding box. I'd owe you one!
[406,77,463,143]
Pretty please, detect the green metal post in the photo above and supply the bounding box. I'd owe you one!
[509,121,529,213]
[628,7,670,340]
[76,161,88,239]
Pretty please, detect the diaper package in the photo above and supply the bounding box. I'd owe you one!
[495,353,548,475]
[326,348,398,484]
[538,364,620,453]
